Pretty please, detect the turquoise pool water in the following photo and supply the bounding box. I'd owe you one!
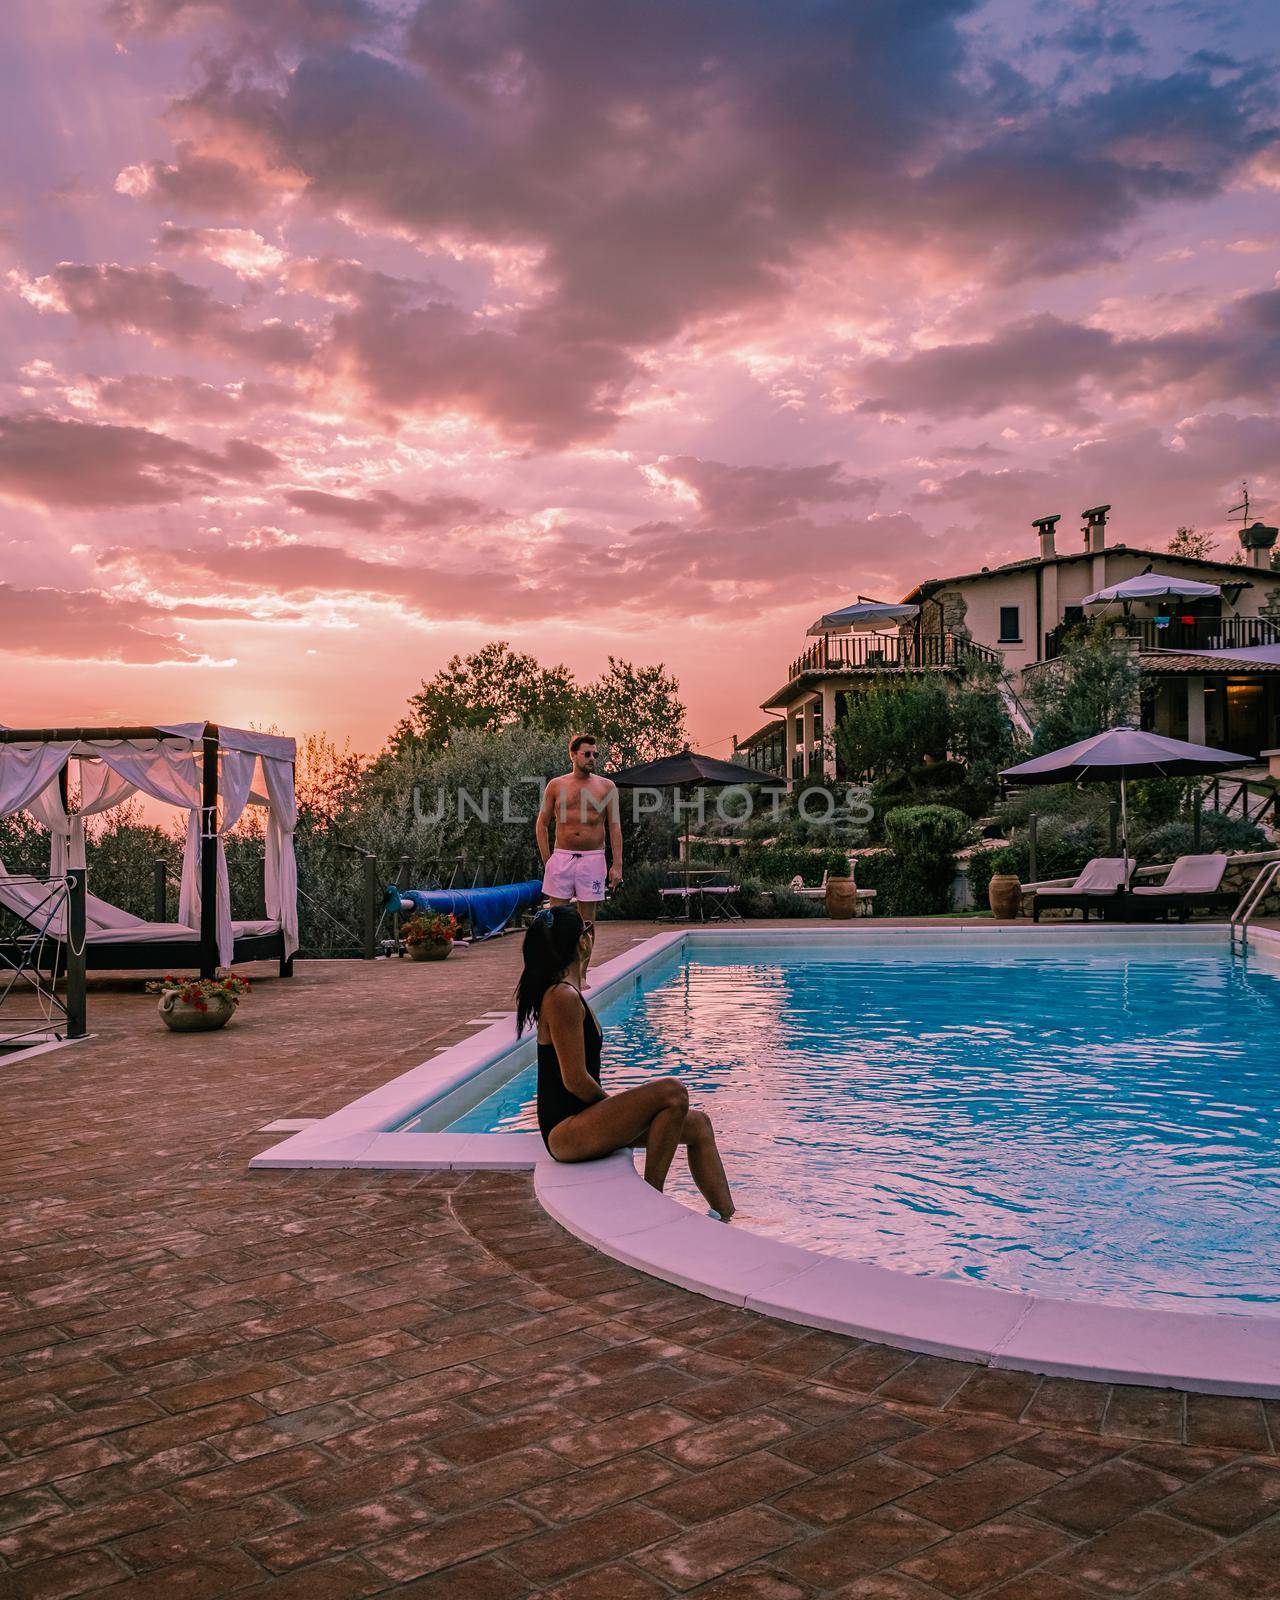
[446,941,1280,1312]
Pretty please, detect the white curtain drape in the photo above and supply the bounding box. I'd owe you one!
[0,745,74,822]
[260,756,299,958]
[96,743,204,935]
[2,730,297,969]
[210,749,257,967]
[26,762,137,874]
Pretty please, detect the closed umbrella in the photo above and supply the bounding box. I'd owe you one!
[610,749,784,891]
[1001,727,1247,867]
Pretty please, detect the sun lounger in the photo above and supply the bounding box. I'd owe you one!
[1126,854,1235,921]
[1032,857,1134,922]
[0,862,288,972]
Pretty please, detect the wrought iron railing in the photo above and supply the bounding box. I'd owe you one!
[786,631,1000,681]
[1044,614,1279,660]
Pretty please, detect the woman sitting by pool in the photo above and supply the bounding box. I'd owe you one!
[517,906,735,1219]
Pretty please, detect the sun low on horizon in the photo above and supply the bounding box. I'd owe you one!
[4,0,1280,754]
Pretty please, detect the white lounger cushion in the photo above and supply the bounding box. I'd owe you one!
[1036,857,1133,897]
[1132,854,1228,895]
[1,869,278,944]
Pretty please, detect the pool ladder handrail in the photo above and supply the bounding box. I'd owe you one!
[1230,858,1280,954]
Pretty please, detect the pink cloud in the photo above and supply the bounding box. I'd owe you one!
[0,413,278,509]
[0,583,203,663]
[17,262,313,367]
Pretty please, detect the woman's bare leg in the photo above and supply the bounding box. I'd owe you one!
[548,1078,689,1192]
[681,1109,735,1218]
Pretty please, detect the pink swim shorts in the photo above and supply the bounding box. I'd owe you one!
[542,848,607,904]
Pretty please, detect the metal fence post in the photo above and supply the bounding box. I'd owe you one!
[65,868,87,1039]
[362,853,379,959]
[152,859,167,922]
[1027,813,1038,885]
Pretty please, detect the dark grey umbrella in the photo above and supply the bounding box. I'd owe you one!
[610,748,784,886]
[1001,727,1247,865]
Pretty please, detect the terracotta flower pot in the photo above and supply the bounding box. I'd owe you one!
[824,877,859,920]
[158,991,235,1031]
[988,873,1022,920]
[408,939,452,962]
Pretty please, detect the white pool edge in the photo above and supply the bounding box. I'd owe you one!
[251,921,1280,1397]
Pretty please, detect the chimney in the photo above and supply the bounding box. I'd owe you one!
[1081,505,1107,556]
[1239,521,1278,569]
[1082,504,1110,552]
[1032,514,1061,561]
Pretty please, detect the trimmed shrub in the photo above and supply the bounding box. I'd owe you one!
[737,843,852,885]
[882,805,974,915]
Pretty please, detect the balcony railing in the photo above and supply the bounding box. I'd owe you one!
[1043,614,1280,660]
[786,631,1001,682]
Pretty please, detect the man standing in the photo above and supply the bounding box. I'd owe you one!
[536,733,623,970]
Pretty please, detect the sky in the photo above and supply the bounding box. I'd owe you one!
[3,0,1280,757]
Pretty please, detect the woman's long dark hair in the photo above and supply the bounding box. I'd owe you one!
[516,905,586,1034]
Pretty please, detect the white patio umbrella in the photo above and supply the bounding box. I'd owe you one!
[1083,573,1220,610]
[807,598,920,636]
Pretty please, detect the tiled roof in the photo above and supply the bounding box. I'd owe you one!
[1137,651,1280,673]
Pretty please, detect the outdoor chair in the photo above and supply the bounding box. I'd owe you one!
[1032,857,1134,922]
[1125,854,1235,922]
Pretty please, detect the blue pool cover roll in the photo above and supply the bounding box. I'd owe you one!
[384,879,544,940]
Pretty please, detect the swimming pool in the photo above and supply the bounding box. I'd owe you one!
[444,939,1280,1314]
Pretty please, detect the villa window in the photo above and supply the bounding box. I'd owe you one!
[998,605,1021,643]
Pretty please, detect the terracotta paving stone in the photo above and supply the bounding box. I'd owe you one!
[1026,1456,1185,1533]
[504,1502,681,1584]
[634,1505,800,1590]
[1004,1430,1126,1476]
[643,1448,811,1524]
[112,1492,298,1570]
[364,1501,543,1581]
[0,1546,128,1600]
[774,1504,947,1585]
[413,1444,571,1511]
[1020,1378,1111,1433]
[3,940,1278,1600]
[682,1568,811,1599]
[1162,1460,1280,1534]
[547,1403,698,1465]
[1185,1395,1272,1452]
[516,1448,682,1520]
[537,1561,672,1599]
[771,1453,933,1526]
[372,1555,531,1600]
[876,1357,978,1409]
[824,1343,917,1393]
[885,1417,1032,1476]
[777,1406,923,1472]
[897,1513,1077,1595]
[1102,1386,1187,1442]
[1045,1511,1222,1594]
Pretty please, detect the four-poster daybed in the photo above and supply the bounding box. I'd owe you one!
[0,723,298,979]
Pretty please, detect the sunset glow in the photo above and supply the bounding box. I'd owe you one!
[4,0,1280,750]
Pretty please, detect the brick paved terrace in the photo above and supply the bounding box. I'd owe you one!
[3,924,1278,1600]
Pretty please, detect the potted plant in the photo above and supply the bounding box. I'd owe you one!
[147,972,252,1032]
[403,912,459,962]
[986,848,1022,920]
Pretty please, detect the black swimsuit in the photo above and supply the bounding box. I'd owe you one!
[536,985,603,1150]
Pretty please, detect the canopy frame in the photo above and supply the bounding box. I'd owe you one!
[0,721,297,978]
